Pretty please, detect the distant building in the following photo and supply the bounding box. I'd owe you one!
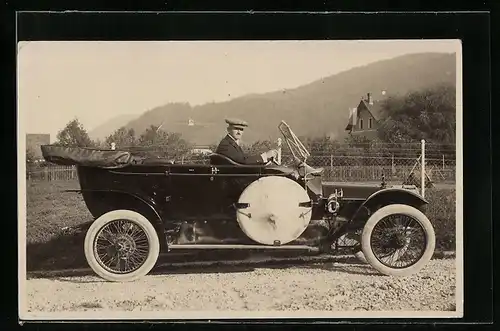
[345,92,384,139]
[26,133,50,159]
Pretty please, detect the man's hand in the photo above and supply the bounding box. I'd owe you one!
[261,149,279,161]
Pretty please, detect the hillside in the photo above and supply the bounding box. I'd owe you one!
[120,52,456,145]
[89,114,138,141]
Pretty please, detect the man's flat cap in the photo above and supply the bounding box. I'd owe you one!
[225,118,248,127]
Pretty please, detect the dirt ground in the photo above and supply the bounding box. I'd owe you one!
[23,256,458,314]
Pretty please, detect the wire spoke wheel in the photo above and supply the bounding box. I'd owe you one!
[370,214,426,269]
[84,210,160,282]
[361,204,435,277]
[94,219,151,274]
[333,228,367,263]
[337,229,362,247]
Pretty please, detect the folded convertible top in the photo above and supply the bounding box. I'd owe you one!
[41,145,136,169]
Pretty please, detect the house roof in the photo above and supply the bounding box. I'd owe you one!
[359,99,384,120]
[345,96,386,131]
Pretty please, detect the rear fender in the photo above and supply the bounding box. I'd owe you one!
[349,187,429,226]
[78,189,166,248]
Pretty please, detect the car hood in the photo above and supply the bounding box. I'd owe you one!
[322,182,383,200]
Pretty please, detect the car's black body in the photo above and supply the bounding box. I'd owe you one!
[41,121,436,282]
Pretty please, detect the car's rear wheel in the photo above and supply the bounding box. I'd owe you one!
[84,209,160,282]
[336,230,367,263]
[361,204,435,277]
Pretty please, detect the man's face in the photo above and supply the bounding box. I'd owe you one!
[228,125,244,141]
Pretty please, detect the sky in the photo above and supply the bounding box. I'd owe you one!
[17,40,460,142]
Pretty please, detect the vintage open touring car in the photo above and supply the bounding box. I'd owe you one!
[41,121,436,282]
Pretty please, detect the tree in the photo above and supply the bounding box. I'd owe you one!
[26,146,38,173]
[55,118,95,147]
[376,83,456,144]
[26,146,36,164]
[137,125,167,147]
[105,127,137,149]
[242,140,274,155]
[162,132,193,159]
[344,134,373,149]
[92,138,107,149]
[136,125,193,159]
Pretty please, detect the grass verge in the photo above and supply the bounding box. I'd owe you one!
[25,180,92,271]
[424,188,456,251]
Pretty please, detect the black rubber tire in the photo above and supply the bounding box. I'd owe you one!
[84,209,160,282]
[361,204,436,277]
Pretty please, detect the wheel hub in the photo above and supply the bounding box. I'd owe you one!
[113,235,136,258]
[391,233,407,248]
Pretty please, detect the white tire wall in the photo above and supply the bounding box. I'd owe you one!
[84,209,160,282]
[354,250,367,263]
[361,204,436,277]
[236,176,312,245]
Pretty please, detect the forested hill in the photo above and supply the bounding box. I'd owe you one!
[89,114,137,141]
[111,52,456,145]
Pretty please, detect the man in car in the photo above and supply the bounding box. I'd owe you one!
[215,118,278,165]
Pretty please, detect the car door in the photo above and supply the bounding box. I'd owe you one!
[165,164,223,221]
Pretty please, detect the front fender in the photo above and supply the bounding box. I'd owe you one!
[350,187,428,223]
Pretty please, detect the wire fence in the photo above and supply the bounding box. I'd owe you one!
[297,155,455,184]
[26,141,456,186]
[27,165,78,182]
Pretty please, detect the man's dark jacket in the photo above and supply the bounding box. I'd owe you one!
[215,134,264,165]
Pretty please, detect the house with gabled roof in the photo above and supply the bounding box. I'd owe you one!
[345,92,385,139]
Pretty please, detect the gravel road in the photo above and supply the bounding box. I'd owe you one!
[25,256,457,314]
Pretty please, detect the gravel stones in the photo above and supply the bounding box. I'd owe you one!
[25,259,457,313]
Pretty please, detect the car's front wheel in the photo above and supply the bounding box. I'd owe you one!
[84,209,160,282]
[361,204,436,277]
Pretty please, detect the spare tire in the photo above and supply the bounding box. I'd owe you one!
[236,176,312,245]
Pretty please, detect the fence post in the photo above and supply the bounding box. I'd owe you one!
[421,139,425,198]
[391,154,395,177]
[442,154,445,171]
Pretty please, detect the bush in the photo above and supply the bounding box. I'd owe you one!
[425,188,456,251]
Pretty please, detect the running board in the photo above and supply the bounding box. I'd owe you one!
[168,244,320,252]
